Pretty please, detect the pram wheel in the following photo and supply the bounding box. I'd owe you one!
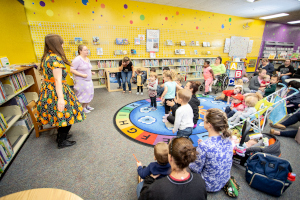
[215,89,218,94]
[222,76,229,91]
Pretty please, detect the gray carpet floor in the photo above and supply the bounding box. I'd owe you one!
[0,83,299,200]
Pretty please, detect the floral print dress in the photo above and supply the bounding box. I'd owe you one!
[37,50,86,127]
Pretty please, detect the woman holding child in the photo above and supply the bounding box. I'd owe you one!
[189,108,233,192]
[138,137,207,200]
[119,57,134,93]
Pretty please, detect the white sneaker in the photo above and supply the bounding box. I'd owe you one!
[87,106,94,110]
[136,92,139,95]
[83,108,91,113]
[141,92,143,95]
[209,86,212,92]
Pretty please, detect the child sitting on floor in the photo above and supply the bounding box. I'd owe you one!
[215,86,243,104]
[264,75,279,97]
[148,72,158,111]
[203,60,215,95]
[175,74,185,92]
[225,94,245,118]
[242,74,249,83]
[172,89,194,137]
[228,93,262,124]
[137,142,171,180]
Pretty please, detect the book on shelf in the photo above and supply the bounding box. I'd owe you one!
[162,59,174,66]
[143,60,159,67]
[0,136,13,172]
[194,50,198,55]
[0,72,28,93]
[179,59,192,66]
[291,53,299,60]
[193,59,205,65]
[98,70,104,77]
[92,36,100,45]
[14,113,33,132]
[268,53,276,59]
[98,60,116,68]
[6,93,28,115]
[99,79,105,85]
[0,113,8,137]
[0,82,7,104]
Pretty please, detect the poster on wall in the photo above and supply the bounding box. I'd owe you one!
[146,29,160,52]
[229,36,250,58]
[224,38,230,53]
[247,40,253,53]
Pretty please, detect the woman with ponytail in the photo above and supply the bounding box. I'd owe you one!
[189,108,233,192]
[138,137,207,200]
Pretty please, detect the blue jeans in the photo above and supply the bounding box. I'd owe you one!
[280,130,298,138]
[225,106,236,118]
[281,112,300,127]
[121,71,132,91]
[136,181,143,198]
[281,75,291,86]
[177,127,193,137]
[116,72,122,87]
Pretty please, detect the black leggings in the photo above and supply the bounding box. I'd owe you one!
[57,125,72,141]
[150,96,157,108]
[137,86,143,93]
[164,99,173,114]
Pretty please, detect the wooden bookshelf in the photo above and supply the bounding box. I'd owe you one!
[0,66,39,178]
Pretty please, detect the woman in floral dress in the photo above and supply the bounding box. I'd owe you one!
[37,34,86,149]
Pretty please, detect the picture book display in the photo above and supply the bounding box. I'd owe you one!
[1,72,28,93]
[291,53,299,60]
[92,37,100,45]
[166,40,173,46]
[190,41,195,46]
[131,49,137,55]
[116,38,123,45]
[134,38,140,45]
[181,41,186,46]
[74,37,83,45]
[114,50,123,55]
[97,48,103,56]
[196,41,200,46]
[203,42,207,47]
[180,49,185,55]
[175,49,180,55]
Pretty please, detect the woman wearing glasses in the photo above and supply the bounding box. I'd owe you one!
[119,57,134,93]
[189,108,233,192]
[138,137,207,200]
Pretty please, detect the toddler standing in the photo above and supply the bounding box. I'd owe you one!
[148,72,158,111]
[203,61,214,95]
[161,70,176,118]
[172,89,194,137]
[136,68,145,95]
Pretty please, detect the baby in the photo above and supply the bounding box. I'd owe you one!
[259,75,270,90]
[137,142,171,179]
[215,86,243,104]
[244,139,259,148]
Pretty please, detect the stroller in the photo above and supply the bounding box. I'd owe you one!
[232,121,281,167]
[199,74,229,94]
[229,83,299,133]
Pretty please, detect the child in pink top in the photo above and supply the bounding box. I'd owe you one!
[203,61,215,95]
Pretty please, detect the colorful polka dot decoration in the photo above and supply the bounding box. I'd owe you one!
[140,15,145,20]
[46,10,54,17]
[101,4,105,8]
[222,24,225,29]
[81,0,88,6]
[124,4,128,9]
[176,11,179,15]
[165,17,168,20]
[229,18,232,22]
[130,20,133,24]
[39,1,45,7]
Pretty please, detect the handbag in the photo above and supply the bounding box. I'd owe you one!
[246,152,293,197]
[295,127,300,144]
[223,176,240,198]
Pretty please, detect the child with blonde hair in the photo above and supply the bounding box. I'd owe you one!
[175,74,184,90]
[228,92,262,124]
[161,70,177,118]
[135,68,145,95]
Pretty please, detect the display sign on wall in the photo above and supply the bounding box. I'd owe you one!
[146,29,160,52]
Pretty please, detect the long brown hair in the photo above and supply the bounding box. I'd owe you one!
[40,34,71,74]
[206,108,231,138]
[188,81,201,95]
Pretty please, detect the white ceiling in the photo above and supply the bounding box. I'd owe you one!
[133,0,300,24]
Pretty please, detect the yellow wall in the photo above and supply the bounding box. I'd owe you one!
[0,0,36,64]
[24,0,266,84]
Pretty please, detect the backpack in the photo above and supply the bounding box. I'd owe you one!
[246,152,293,197]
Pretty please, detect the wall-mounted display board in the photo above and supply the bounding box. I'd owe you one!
[146,29,160,52]
[229,36,250,58]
